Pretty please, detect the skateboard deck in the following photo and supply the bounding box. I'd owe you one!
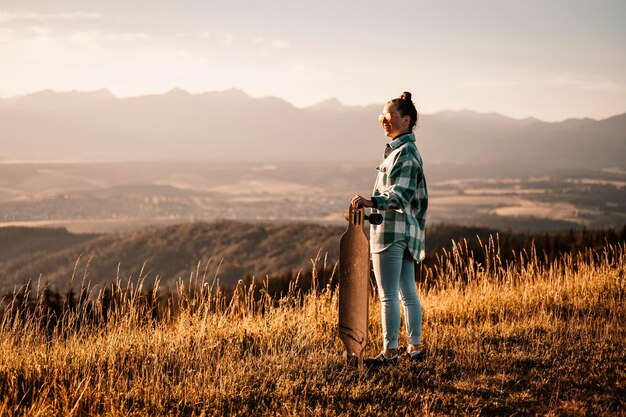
[338,206,370,368]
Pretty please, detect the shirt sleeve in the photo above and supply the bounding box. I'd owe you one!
[371,151,418,211]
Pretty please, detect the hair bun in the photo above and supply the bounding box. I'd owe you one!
[400,91,412,101]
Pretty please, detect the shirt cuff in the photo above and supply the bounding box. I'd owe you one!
[371,196,385,210]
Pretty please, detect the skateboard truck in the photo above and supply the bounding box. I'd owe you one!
[338,205,376,370]
[343,207,383,225]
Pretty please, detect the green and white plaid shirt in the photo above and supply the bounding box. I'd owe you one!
[370,132,428,262]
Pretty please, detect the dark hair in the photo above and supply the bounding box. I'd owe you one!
[390,91,418,132]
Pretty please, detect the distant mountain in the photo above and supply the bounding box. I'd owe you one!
[499,113,626,168]
[430,109,540,139]
[1,89,624,171]
[4,89,116,112]
[305,98,345,112]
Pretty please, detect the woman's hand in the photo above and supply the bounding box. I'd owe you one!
[350,195,373,209]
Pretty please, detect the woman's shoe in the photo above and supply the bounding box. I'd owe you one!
[364,352,398,369]
[406,349,423,361]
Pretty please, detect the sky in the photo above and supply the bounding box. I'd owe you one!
[0,0,625,121]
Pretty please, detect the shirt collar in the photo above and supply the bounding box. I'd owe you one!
[386,132,415,151]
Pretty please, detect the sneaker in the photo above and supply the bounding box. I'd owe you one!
[364,352,398,369]
[406,349,423,361]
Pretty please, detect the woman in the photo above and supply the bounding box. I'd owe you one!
[350,91,428,368]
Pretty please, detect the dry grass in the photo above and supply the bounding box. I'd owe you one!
[0,239,625,416]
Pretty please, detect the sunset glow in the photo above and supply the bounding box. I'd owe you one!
[0,0,625,121]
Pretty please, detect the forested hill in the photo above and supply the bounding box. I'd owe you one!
[1,222,625,294]
[0,222,341,293]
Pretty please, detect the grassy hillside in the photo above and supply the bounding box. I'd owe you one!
[1,222,624,295]
[0,241,624,416]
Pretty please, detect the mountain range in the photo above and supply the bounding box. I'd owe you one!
[1,89,625,172]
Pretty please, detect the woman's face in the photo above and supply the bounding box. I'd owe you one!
[379,102,410,138]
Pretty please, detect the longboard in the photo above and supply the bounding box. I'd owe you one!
[338,206,370,368]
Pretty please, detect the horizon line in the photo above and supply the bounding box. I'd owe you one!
[2,86,625,124]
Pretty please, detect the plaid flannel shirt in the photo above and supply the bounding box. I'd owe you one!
[370,132,428,262]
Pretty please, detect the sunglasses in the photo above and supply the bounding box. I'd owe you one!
[378,112,398,123]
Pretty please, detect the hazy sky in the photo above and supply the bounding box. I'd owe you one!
[1,0,625,120]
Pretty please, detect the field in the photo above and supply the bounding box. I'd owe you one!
[1,240,624,416]
[1,161,625,233]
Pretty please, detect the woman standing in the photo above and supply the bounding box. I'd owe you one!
[350,92,428,368]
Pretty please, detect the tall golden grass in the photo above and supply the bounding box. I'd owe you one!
[1,238,624,416]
